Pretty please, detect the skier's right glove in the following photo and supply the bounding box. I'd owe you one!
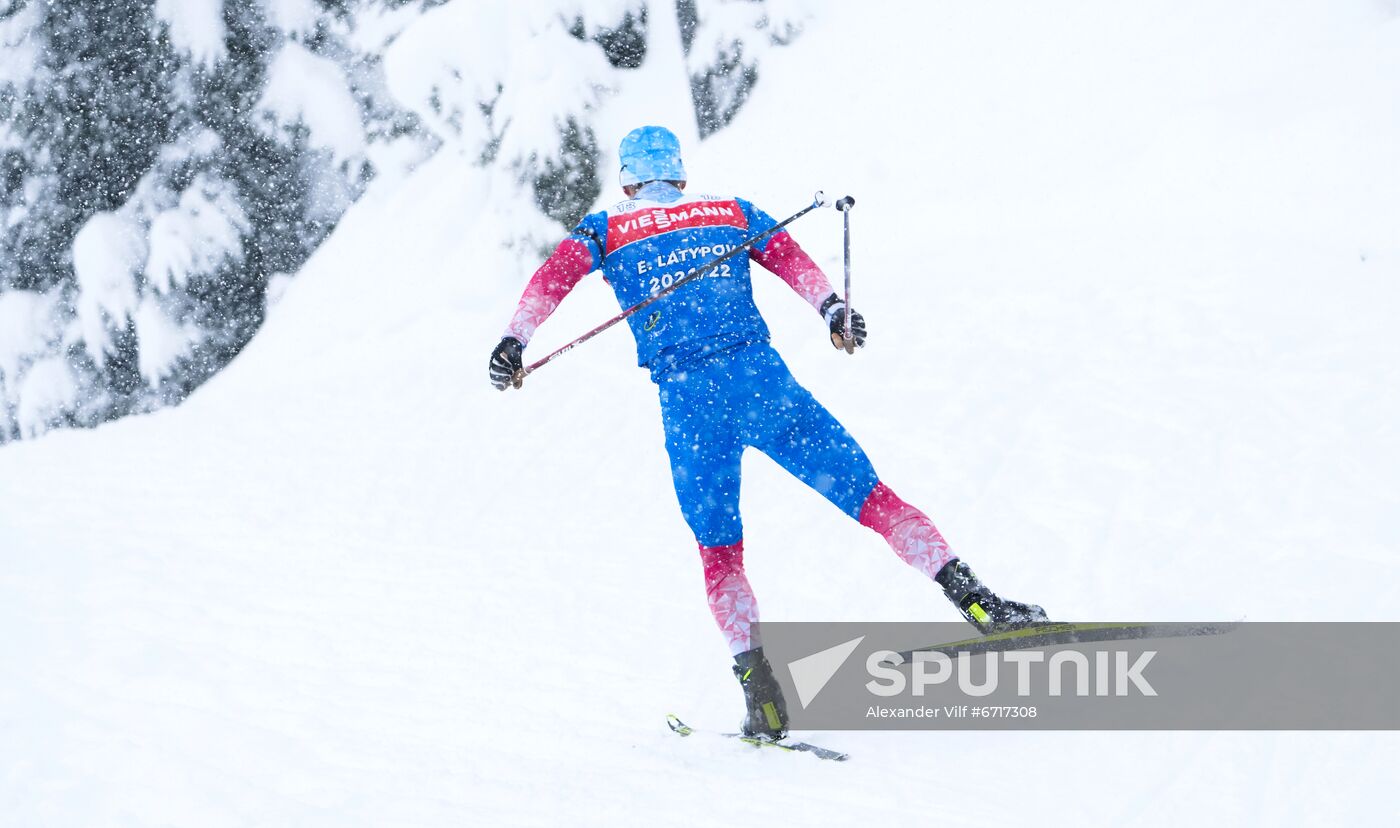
[820,293,866,352]
[489,336,525,391]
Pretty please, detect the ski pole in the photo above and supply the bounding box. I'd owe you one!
[516,191,832,385]
[834,195,855,354]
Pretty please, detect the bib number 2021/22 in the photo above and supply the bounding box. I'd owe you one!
[648,262,732,295]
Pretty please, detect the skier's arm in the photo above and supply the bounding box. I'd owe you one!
[748,229,835,312]
[491,219,602,390]
[501,237,596,346]
[737,198,835,312]
[740,199,865,349]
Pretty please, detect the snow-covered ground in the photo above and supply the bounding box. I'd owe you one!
[3,2,1399,825]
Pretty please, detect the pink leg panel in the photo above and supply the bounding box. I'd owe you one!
[858,482,956,581]
[699,541,760,656]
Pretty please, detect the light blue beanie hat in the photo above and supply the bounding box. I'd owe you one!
[618,125,687,187]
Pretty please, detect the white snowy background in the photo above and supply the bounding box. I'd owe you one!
[3,1,1400,825]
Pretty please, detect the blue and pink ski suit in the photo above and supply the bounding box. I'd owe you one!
[503,182,956,655]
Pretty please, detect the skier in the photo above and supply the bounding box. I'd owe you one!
[489,126,1047,739]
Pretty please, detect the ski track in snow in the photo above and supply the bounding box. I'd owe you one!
[4,2,1400,825]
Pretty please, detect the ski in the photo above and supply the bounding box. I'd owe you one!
[892,621,1238,663]
[666,714,849,762]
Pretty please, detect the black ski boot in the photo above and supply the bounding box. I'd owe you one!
[733,647,789,739]
[935,559,1049,634]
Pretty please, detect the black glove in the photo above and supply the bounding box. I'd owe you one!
[820,293,866,352]
[489,336,525,390]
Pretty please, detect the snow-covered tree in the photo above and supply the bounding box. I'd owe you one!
[679,0,805,137]
[0,0,425,440]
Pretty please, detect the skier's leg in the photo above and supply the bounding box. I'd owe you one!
[738,346,880,517]
[759,398,955,579]
[696,538,787,736]
[857,484,1048,631]
[856,481,955,581]
[698,541,758,656]
[743,346,1046,630]
[659,379,745,551]
[658,371,754,653]
[664,433,763,654]
[698,540,787,736]
[660,359,788,737]
[737,347,938,565]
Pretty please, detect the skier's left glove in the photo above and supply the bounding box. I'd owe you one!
[820,293,866,351]
[489,336,525,391]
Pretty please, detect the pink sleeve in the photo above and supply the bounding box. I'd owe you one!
[502,238,595,345]
[749,230,834,313]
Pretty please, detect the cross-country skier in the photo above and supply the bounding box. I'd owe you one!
[490,126,1047,739]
